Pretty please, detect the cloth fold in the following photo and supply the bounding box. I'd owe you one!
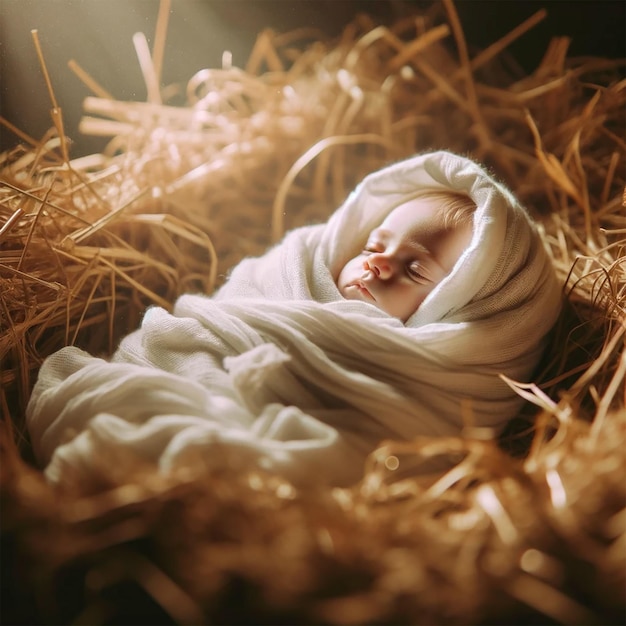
[26,151,562,489]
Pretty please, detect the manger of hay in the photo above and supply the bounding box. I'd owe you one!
[1,1,624,624]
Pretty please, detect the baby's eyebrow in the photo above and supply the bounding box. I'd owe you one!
[404,235,450,274]
[407,233,430,253]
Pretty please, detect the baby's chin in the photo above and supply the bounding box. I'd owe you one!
[340,283,398,318]
[340,284,416,322]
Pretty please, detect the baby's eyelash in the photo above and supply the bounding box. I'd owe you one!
[407,262,427,281]
[362,245,382,254]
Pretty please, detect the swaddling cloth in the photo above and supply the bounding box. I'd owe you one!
[26,151,562,489]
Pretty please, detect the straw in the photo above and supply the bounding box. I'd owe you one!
[1,1,624,623]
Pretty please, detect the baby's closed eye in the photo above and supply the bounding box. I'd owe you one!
[406,261,429,282]
[362,244,384,255]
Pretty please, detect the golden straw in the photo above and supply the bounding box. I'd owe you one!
[68,59,114,100]
[1,5,624,624]
[152,0,172,87]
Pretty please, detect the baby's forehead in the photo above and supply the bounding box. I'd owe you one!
[372,198,449,237]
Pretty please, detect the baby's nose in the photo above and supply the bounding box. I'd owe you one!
[364,254,394,279]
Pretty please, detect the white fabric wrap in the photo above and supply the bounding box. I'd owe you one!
[26,151,561,488]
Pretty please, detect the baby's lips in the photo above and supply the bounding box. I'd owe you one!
[356,280,376,301]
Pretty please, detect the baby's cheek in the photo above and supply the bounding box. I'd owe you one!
[337,258,358,286]
[400,284,432,318]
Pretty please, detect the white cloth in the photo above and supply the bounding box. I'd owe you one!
[26,151,562,488]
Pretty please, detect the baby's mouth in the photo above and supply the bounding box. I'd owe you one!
[355,281,375,301]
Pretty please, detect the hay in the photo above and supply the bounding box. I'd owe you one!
[1,1,624,623]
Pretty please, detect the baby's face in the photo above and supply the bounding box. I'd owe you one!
[337,198,473,322]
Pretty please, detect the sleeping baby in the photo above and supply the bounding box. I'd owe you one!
[337,190,474,322]
[26,151,562,490]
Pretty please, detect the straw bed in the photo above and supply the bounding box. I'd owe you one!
[1,1,624,623]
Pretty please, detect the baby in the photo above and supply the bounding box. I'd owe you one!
[26,151,562,490]
[337,191,475,321]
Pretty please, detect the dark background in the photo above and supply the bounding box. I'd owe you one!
[1,0,624,156]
